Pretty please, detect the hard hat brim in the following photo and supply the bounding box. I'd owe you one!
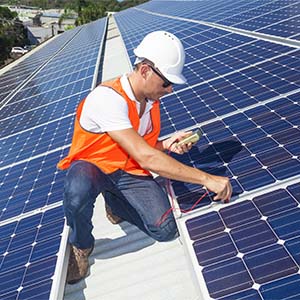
[163,72,187,85]
[134,55,187,85]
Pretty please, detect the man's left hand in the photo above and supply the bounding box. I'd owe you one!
[163,131,194,154]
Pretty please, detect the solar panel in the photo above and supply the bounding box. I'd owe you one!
[179,180,300,299]
[223,1,300,35]
[159,47,300,136]
[1,18,107,167]
[169,91,300,211]
[0,17,107,299]
[116,9,299,101]
[135,0,300,40]
[0,206,66,300]
[0,150,67,221]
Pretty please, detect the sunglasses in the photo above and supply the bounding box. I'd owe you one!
[148,65,173,88]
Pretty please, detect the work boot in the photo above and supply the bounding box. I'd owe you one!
[66,244,93,285]
[105,203,123,224]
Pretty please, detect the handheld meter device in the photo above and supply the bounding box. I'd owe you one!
[177,129,202,146]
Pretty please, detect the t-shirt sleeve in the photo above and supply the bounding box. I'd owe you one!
[79,86,133,133]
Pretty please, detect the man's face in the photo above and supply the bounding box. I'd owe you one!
[143,64,173,100]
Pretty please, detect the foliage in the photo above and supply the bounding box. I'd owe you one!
[1,0,148,10]
[0,5,17,18]
[0,6,29,66]
[59,0,147,26]
[63,24,75,31]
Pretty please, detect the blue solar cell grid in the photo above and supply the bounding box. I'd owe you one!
[0,150,67,222]
[0,17,107,299]
[0,28,81,103]
[0,108,77,169]
[185,182,300,299]
[0,18,107,179]
[160,49,300,136]
[2,18,106,110]
[136,0,300,40]
[0,206,65,300]
[170,91,300,211]
[116,9,297,92]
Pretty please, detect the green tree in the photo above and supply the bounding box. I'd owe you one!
[76,2,106,25]
[71,0,148,26]
[0,7,29,66]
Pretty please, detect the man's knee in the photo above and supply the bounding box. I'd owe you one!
[147,219,178,242]
[64,175,94,214]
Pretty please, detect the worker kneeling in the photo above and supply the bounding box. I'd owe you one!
[57,31,232,285]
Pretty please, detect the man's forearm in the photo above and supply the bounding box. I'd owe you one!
[142,150,231,201]
[141,148,208,185]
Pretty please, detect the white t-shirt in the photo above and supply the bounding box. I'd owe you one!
[80,75,154,136]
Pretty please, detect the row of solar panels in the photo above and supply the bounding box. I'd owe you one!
[0,0,299,298]
[114,1,300,299]
[139,0,300,40]
[0,28,81,104]
[0,18,107,218]
[0,18,107,300]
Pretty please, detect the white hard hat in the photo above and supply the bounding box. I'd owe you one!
[133,31,186,85]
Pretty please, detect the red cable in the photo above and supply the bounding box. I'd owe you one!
[180,191,209,213]
[155,139,209,227]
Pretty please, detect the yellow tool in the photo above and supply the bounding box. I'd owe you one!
[177,129,202,146]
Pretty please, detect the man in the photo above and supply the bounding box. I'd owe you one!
[58,31,232,284]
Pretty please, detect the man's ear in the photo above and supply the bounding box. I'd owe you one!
[139,64,150,80]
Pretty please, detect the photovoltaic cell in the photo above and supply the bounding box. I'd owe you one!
[260,274,300,300]
[203,257,253,298]
[219,289,262,300]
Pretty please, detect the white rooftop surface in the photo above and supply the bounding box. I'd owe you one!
[63,16,199,300]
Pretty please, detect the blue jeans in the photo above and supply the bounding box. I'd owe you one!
[63,160,178,249]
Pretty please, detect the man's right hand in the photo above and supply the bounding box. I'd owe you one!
[205,174,232,202]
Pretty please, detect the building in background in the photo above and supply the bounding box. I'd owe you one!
[6,5,76,45]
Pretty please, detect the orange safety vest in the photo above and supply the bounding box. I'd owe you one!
[57,77,161,176]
